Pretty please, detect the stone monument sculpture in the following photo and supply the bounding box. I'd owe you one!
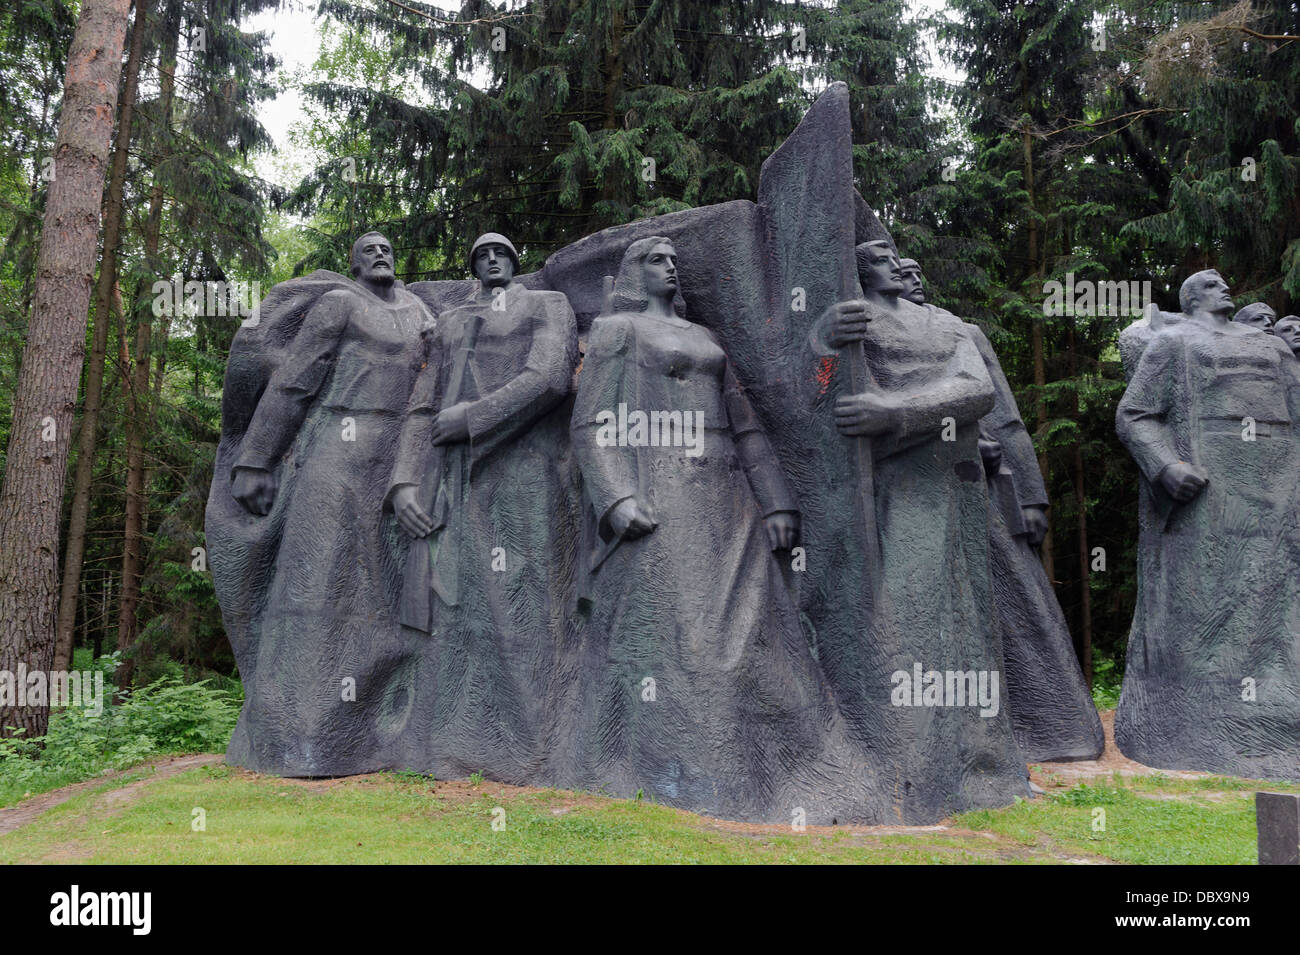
[211,84,1043,823]
[386,232,580,782]
[532,86,1032,821]
[1233,301,1277,333]
[210,233,434,775]
[562,236,882,821]
[1115,268,1300,779]
[1275,315,1300,356]
[808,238,1030,808]
[897,258,1103,761]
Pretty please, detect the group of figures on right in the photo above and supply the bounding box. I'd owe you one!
[1116,272,1300,779]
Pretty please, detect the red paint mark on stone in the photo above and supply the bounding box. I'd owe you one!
[814,355,837,395]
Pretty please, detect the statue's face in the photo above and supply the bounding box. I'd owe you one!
[642,242,678,298]
[858,241,904,295]
[899,265,924,304]
[473,243,515,287]
[1236,304,1276,332]
[1190,272,1234,316]
[352,235,395,285]
[1274,317,1300,355]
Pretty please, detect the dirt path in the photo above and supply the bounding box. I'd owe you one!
[1030,710,1209,789]
[0,753,224,835]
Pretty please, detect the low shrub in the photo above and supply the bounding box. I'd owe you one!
[0,663,241,806]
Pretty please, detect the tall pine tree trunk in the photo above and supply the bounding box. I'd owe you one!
[13,85,55,364]
[117,294,153,689]
[116,10,178,687]
[0,0,132,739]
[55,0,151,674]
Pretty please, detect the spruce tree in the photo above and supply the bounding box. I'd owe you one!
[289,0,944,275]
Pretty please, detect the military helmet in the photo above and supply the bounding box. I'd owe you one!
[468,232,520,276]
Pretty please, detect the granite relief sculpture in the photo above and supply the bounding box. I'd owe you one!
[807,238,1030,811]
[210,84,1058,824]
[1233,301,1277,333]
[897,259,1103,762]
[563,236,881,821]
[210,233,433,775]
[387,232,580,783]
[1115,269,1300,780]
[1275,315,1300,356]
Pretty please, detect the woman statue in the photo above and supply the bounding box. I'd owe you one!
[566,235,879,823]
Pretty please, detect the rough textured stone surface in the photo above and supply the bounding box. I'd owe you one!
[211,272,432,776]
[389,276,581,784]
[963,322,1103,762]
[1115,275,1300,781]
[563,267,883,822]
[987,496,1105,762]
[1256,791,1300,865]
[211,84,1061,822]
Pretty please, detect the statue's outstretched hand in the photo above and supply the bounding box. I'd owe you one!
[764,512,800,551]
[1158,461,1209,502]
[609,497,656,540]
[391,484,434,538]
[232,466,277,516]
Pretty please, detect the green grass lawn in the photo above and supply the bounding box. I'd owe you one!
[3,760,1296,864]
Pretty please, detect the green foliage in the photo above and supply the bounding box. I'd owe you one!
[1091,652,1123,709]
[1125,0,1300,305]
[1051,782,1123,806]
[26,0,285,682]
[288,0,944,275]
[0,668,241,806]
[117,677,242,751]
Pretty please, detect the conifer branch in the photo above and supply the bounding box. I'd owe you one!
[376,0,531,28]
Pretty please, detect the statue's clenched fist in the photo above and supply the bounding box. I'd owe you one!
[820,299,874,349]
[609,497,656,539]
[764,512,800,551]
[232,466,277,516]
[1020,505,1048,546]
[834,391,899,437]
[432,402,470,445]
[1158,460,1209,502]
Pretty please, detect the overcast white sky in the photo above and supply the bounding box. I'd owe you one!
[244,3,320,182]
